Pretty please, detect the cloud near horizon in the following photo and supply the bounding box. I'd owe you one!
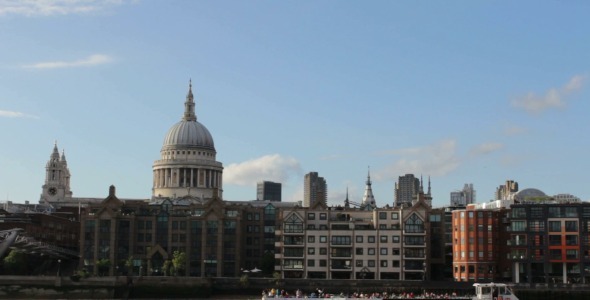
[374,139,504,181]
[0,0,130,17]
[374,139,461,180]
[511,75,585,114]
[469,142,503,156]
[224,154,302,186]
[0,109,38,119]
[23,54,113,69]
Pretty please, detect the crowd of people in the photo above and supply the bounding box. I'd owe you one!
[261,288,471,299]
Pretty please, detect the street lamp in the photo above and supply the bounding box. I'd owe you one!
[422,262,427,281]
[139,265,143,277]
[116,266,119,278]
[57,259,62,277]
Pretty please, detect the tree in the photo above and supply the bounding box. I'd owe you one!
[125,256,134,275]
[163,260,172,276]
[172,251,186,276]
[95,258,110,276]
[272,271,282,286]
[3,250,27,275]
[239,274,249,287]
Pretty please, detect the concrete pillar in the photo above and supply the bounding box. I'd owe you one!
[563,263,567,283]
[515,262,520,283]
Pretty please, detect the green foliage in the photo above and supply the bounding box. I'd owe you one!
[95,258,110,276]
[239,274,249,287]
[172,251,186,275]
[272,271,281,285]
[163,260,172,276]
[125,256,133,269]
[2,250,27,275]
[77,268,90,278]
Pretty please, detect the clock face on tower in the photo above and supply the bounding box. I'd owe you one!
[48,187,57,196]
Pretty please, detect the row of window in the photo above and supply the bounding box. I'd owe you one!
[511,220,579,232]
[511,206,587,218]
[508,249,580,260]
[163,150,213,157]
[310,259,400,268]
[285,259,403,268]
[455,250,495,259]
[283,247,405,256]
[458,211,494,219]
[294,211,424,229]
[288,235,420,245]
[455,224,494,232]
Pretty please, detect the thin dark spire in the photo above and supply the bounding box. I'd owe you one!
[344,187,350,208]
[183,79,197,121]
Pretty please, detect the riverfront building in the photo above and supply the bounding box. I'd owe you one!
[274,195,431,280]
[451,206,510,282]
[507,200,590,284]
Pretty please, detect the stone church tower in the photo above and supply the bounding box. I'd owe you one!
[40,142,73,204]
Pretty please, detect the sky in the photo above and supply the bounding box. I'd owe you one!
[1,0,589,208]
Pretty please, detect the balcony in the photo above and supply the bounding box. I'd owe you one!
[330,253,352,258]
[403,230,426,235]
[404,243,426,248]
[403,254,426,260]
[283,264,304,270]
[330,260,352,270]
[507,240,527,246]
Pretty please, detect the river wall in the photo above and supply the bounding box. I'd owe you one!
[1,276,590,299]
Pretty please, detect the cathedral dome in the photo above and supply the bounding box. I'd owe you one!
[163,120,215,150]
[161,81,216,151]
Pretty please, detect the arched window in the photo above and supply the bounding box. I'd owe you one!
[405,214,424,233]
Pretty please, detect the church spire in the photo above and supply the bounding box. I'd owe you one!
[362,167,376,210]
[183,79,197,122]
[344,187,350,208]
[61,150,67,165]
[420,174,424,193]
[428,176,431,195]
[51,141,60,161]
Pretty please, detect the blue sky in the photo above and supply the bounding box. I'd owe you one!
[1,0,589,207]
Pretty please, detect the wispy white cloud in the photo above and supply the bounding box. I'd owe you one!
[0,109,38,119]
[0,0,129,17]
[500,154,527,168]
[512,75,586,114]
[469,142,503,156]
[23,54,113,69]
[503,125,528,136]
[374,139,505,181]
[374,139,461,180]
[224,154,302,186]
